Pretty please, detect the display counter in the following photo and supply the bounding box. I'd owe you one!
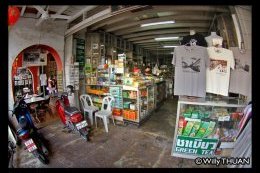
[171,96,246,159]
[85,84,156,126]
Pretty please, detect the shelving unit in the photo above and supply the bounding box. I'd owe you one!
[171,96,246,159]
[13,69,33,98]
[122,84,155,126]
[97,66,110,85]
[110,86,124,121]
[85,85,110,109]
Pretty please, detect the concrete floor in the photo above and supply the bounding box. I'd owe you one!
[12,97,218,168]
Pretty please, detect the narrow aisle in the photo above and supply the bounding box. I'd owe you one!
[139,96,179,139]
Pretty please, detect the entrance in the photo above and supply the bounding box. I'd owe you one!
[11,44,63,100]
[11,44,63,125]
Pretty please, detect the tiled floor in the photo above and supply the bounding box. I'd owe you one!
[12,97,220,168]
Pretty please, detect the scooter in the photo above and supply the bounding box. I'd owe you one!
[56,92,90,141]
[12,96,49,164]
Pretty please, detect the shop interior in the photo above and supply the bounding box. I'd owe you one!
[8,5,252,168]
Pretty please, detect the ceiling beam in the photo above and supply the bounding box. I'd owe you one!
[105,15,213,32]
[127,33,187,42]
[52,6,69,21]
[123,28,208,39]
[20,6,26,16]
[66,6,151,37]
[89,6,177,31]
[67,6,98,23]
[152,5,229,13]
[134,39,181,44]
[90,5,228,31]
[115,22,210,36]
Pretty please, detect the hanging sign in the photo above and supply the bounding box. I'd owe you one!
[23,52,47,66]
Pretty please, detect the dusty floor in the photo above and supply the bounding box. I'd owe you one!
[12,97,219,168]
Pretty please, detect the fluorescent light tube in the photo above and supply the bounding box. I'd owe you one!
[141,21,175,27]
[155,37,179,41]
[163,45,178,48]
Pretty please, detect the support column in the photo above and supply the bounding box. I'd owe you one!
[64,35,74,88]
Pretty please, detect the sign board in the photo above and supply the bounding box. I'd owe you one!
[23,52,47,66]
[57,71,63,92]
[175,135,218,156]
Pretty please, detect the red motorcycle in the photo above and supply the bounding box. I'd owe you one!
[56,92,90,141]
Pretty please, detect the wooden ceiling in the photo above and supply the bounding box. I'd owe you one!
[87,5,231,55]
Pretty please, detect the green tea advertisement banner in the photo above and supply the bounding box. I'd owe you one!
[175,136,218,155]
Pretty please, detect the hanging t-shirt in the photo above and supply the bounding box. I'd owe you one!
[39,74,47,86]
[229,47,251,98]
[181,33,207,47]
[172,45,209,97]
[206,47,235,96]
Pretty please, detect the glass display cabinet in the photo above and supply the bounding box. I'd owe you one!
[171,96,247,159]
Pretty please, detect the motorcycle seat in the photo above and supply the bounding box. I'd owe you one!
[64,107,80,116]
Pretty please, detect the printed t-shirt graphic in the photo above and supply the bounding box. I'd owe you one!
[172,45,209,97]
[206,47,235,96]
[182,57,201,73]
[229,47,251,99]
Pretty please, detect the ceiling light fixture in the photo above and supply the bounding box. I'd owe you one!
[163,45,178,48]
[141,20,175,27]
[155,37,179,41]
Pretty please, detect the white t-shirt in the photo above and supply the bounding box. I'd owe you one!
[40,74,47,86]
[229,47,251,99]
[206,47,235,96]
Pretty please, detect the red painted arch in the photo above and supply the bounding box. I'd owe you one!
[11,44,63,94]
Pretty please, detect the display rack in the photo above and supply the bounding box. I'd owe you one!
[97,66,110,85]
[13,68,33,98]
[122,85,155,126]
[110,86,124,121]
[171,96,246,159]
[85,85,110,109]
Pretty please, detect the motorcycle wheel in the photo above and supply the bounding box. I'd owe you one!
[41,143,49,156]
[79,128,90,141]
[37,152,49,164]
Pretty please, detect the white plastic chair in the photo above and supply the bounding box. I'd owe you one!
[80,94,99,125]
[95,96,115,133]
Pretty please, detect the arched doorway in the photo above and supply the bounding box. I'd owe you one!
[11,44,63,100]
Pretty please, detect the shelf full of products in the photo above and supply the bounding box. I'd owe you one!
[171,96,246,159]
[84,53,164,125]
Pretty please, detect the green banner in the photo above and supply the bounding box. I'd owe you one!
[175,135,218,156]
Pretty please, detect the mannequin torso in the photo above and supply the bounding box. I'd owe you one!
[205,32,223,47]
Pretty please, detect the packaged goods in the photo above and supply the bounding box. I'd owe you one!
[189,121,201,137]
[182,121,195,136]
[129,111,137,120]
[191,111,199,119]
[130,103,136,110]
[183,112,192,118]
[195,121,209,138]
[177,117,186,135]
[203,121,216,138]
